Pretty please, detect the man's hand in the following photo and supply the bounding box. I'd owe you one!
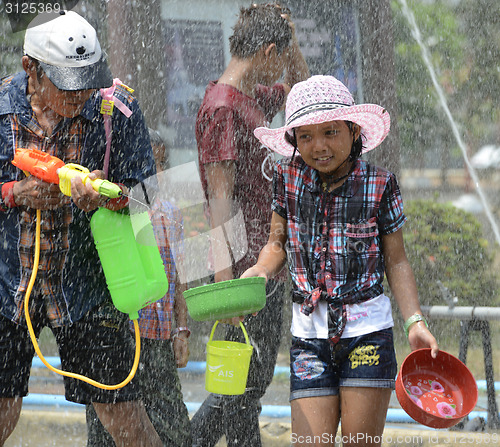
[70,170,107,212]
[173,334,189,368]
[12,176,70,210]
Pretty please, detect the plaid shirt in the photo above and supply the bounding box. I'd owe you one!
[11,87,89,326]
[131,200,184,340]
[272,157,406,341]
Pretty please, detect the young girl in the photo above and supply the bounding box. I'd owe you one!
[242,75,438,446]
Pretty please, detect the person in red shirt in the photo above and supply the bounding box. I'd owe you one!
[192,3,309,446]
[85,129,192,446]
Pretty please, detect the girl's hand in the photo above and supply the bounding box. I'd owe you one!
[408,322,439,358]
[219,315,245,327]
[240,264,269,281]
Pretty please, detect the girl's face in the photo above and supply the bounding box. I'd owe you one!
[295,120,360,181]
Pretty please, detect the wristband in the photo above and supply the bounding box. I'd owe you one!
[172,327,191,338]
[404,314,428,337]
[1,181,18,210]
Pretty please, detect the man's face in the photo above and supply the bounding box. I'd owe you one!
[35,71,95,118]
[24,57,95,118]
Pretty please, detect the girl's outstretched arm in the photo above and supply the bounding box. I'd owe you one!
[382,229,439,358]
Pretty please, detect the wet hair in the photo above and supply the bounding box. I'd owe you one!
[25,56,45,82]
[149,128,165,148]
[284,129,297,148]
[346,121,363,161]
[229,3,292,58]
[148,128,168,170]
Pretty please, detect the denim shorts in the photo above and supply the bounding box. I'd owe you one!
[0,299,141,404]
[290,328,397,401]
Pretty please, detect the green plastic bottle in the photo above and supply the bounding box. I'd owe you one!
[90,207,169,320]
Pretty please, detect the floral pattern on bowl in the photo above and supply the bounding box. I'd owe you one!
[404,376,459,419]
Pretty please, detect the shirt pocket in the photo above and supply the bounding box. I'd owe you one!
[330,218,380,281]
[345,218,379,255]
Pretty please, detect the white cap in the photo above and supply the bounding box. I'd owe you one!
[24,11,113,90]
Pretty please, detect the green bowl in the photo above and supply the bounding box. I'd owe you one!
[183,277,266,321]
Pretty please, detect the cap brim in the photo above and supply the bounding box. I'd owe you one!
[254,104,391,157]
[39,57,113,91]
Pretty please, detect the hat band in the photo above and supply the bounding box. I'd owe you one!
[286,102,351,126]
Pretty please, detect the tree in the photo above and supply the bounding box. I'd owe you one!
[107,0,168,130]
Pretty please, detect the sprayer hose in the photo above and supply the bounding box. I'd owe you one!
[24,208,140,390]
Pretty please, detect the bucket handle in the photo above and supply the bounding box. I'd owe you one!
[209,321,251,346]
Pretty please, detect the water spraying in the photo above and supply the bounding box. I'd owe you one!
[398,0,500,246]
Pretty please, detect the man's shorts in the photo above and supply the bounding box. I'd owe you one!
[290,328,397,401]
[0,299,141,404]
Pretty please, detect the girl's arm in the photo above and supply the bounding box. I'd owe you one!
[382,228,439,358]
[241,211,288,281]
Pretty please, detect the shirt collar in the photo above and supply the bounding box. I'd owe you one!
[0,72,32,116]
[300,158,366,198]
[0,71,97,122]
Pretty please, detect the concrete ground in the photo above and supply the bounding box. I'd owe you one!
[5,408,500,447]
[5,360,499,446]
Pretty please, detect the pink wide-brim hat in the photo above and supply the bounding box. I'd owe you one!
[254,75,391,157]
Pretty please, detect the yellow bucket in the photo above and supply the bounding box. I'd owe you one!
[205,321,253,395]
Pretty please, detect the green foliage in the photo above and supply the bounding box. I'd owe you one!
[403,199,499,307]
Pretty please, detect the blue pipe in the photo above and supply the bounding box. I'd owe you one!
[31,358,499,392]
[20,393,499,424]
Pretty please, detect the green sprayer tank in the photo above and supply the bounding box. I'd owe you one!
[90,207,168,320]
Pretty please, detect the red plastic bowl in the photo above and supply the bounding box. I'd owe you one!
[395,348,478,429]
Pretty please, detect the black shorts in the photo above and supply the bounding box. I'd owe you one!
[0,300,141,404]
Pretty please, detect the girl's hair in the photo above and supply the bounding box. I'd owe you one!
[285,121,363,160]
[229,3,292,58]
[346,121,363,161]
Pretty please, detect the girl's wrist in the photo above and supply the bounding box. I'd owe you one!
[404,313,428,337]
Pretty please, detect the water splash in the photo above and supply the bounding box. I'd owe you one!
[398,0,500,246]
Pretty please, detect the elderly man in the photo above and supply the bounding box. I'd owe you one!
[0,11,161,447]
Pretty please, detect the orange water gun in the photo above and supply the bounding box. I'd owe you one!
[12,148,122,199]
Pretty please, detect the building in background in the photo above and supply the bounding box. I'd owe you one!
[0,0,399,171]
[155,0,399,172]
